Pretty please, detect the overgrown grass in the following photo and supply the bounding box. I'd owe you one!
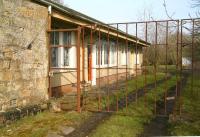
[0,111,91,137]
[145,65,177,75]
[169,74,200,136]
[85,72,166,111]
[90,76,177,137]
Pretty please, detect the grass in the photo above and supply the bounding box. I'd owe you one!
[0,71,166,137]
[169,73,200,136]
[0,66,176,137]
[85,72,166,111]
[145,65,176,73]
[89,75,177,137]
[0,111,91,137]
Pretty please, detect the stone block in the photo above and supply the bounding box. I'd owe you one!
[12,80,23,91]
[20,89,31,98]
[36,78,47,89]
[0,0,3,12]
[59,126,75,136]
[10,60,20,71]
[3,71,12,81]
[0,72,3,81]
[0,51,4,59]
[2,60,11,69]
[12,71,22,81]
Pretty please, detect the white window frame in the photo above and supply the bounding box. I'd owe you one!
[51,31,76,69]
[51,31,59,67]
[95,40,117,68]
[120,45,127,65]
[135,49,140,65]
[109,42,117,66]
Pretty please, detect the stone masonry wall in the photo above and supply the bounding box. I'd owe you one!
[0,0,49,111]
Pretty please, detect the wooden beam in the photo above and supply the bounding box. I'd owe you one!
[52,11,148,47]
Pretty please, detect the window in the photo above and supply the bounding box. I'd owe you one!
[50,32,59,45]
[63,32,71,66]
[110,42,116,65]
[121,45,126,65]
[63,32,71,45]
[50,32,72,67]
[104,42,108,65]
[51,32,59,67]
[64,48,69,66]
[51,48,58,67]
[96,40,118,67]
[96,44,102,65]
[135,49,140,65]
[100,43,103,65]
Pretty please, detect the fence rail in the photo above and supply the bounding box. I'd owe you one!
[48,18,200,116]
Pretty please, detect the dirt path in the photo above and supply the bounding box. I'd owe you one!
[139,86,176,136]
[139,116,169,136]
[139,72,189,137]
[65,76,172,137]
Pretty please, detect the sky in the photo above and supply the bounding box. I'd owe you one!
[63,0,198,23]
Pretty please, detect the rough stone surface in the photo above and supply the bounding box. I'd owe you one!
[0,0,49,111]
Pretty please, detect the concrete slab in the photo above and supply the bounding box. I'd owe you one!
[59,126,75,135]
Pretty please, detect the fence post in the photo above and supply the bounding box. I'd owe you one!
[77,26,81,112]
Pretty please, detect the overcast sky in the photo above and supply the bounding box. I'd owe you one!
[63,0,197,23]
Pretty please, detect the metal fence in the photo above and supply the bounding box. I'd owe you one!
[48,18,200,116]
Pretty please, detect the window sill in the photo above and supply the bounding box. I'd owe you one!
[51,67,76,73]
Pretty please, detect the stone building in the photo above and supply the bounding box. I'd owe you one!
[0,0,149,111]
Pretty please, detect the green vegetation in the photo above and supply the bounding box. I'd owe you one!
[0,111,91,137]
[90,75,177,137]
[169,75,200,136]
[85,72,166,111]
[0,71,166,137]
[0,67,181,137]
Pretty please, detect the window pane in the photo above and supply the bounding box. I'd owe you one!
[104,43,108,65]
[63,32,71,45]
[64,48,69,66]
[111,43,115,65]
[50,32,59,45]
[51,48,58,67]
[96,44,99,65]
[121,45,126,65]
[100,44,103,65]
[63,32,71,66]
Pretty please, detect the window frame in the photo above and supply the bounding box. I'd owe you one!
[50,31,75,68]
[96,39,118,68]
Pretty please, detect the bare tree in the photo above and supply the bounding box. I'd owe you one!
[192,0,200,16]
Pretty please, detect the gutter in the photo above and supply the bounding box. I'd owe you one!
[32,0,105,24]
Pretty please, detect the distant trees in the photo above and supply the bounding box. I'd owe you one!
[142,0,200,66]
[144,33,190,65]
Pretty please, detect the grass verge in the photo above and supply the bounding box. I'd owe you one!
[0,111,91,137]
[89,75,177,137]
[85,72,166,110]
[169,74,200,136]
